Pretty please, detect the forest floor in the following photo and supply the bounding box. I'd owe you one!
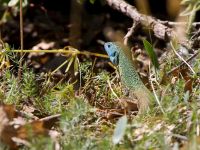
[0,0,200,149]
[0,43,199,149]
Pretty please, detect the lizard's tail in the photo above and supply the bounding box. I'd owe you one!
[134,86,154,114]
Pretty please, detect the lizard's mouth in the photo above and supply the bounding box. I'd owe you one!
[109,53,119,65]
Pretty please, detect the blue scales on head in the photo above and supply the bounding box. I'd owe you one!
[104,42,119,65]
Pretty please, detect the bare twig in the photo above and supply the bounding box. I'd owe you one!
[191,28,200,39]
[19,0,23,51]
[167,51,199,75]
[168,133,188,141]
[0,49,108,58]
[170,42,196,75]
[124,22,139,45]
[18,0,24,80]
[69,0,82,49]
[149,65,165,114]
[107,79,119,99]
[106,0,175,41]
[40,114,61,129]
[40,114,61,122]
[158,20,200,27]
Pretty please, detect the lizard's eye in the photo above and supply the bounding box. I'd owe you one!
[107,44,111,48]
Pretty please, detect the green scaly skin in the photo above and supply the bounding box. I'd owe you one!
[104,42,154,113]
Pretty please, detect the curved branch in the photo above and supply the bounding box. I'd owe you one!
[106,0,175,41]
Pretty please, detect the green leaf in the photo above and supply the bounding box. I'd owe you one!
[112,115,127,145]
[143,39,159,69]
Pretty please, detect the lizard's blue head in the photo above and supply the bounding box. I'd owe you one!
[104,42,119,65]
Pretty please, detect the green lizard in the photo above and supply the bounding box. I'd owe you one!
[104,42,154,113]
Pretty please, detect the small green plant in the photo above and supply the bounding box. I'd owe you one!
[143,39,159,69]
[180,0,200,32]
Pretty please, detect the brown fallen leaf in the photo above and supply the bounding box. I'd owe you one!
[0,104,61,149]
[2,104,18,120]
[0,104,18,150]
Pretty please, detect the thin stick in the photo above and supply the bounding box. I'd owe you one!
[0,49,108,58]
[170,42,196,75]
[158,20,200,27]
[18,0,24,80]
[107,79,119,99]
[149,63,165,114]
[167,51,199,75]
[20,0,23,51]
[40,114,61,122]
[124,22,138,45]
